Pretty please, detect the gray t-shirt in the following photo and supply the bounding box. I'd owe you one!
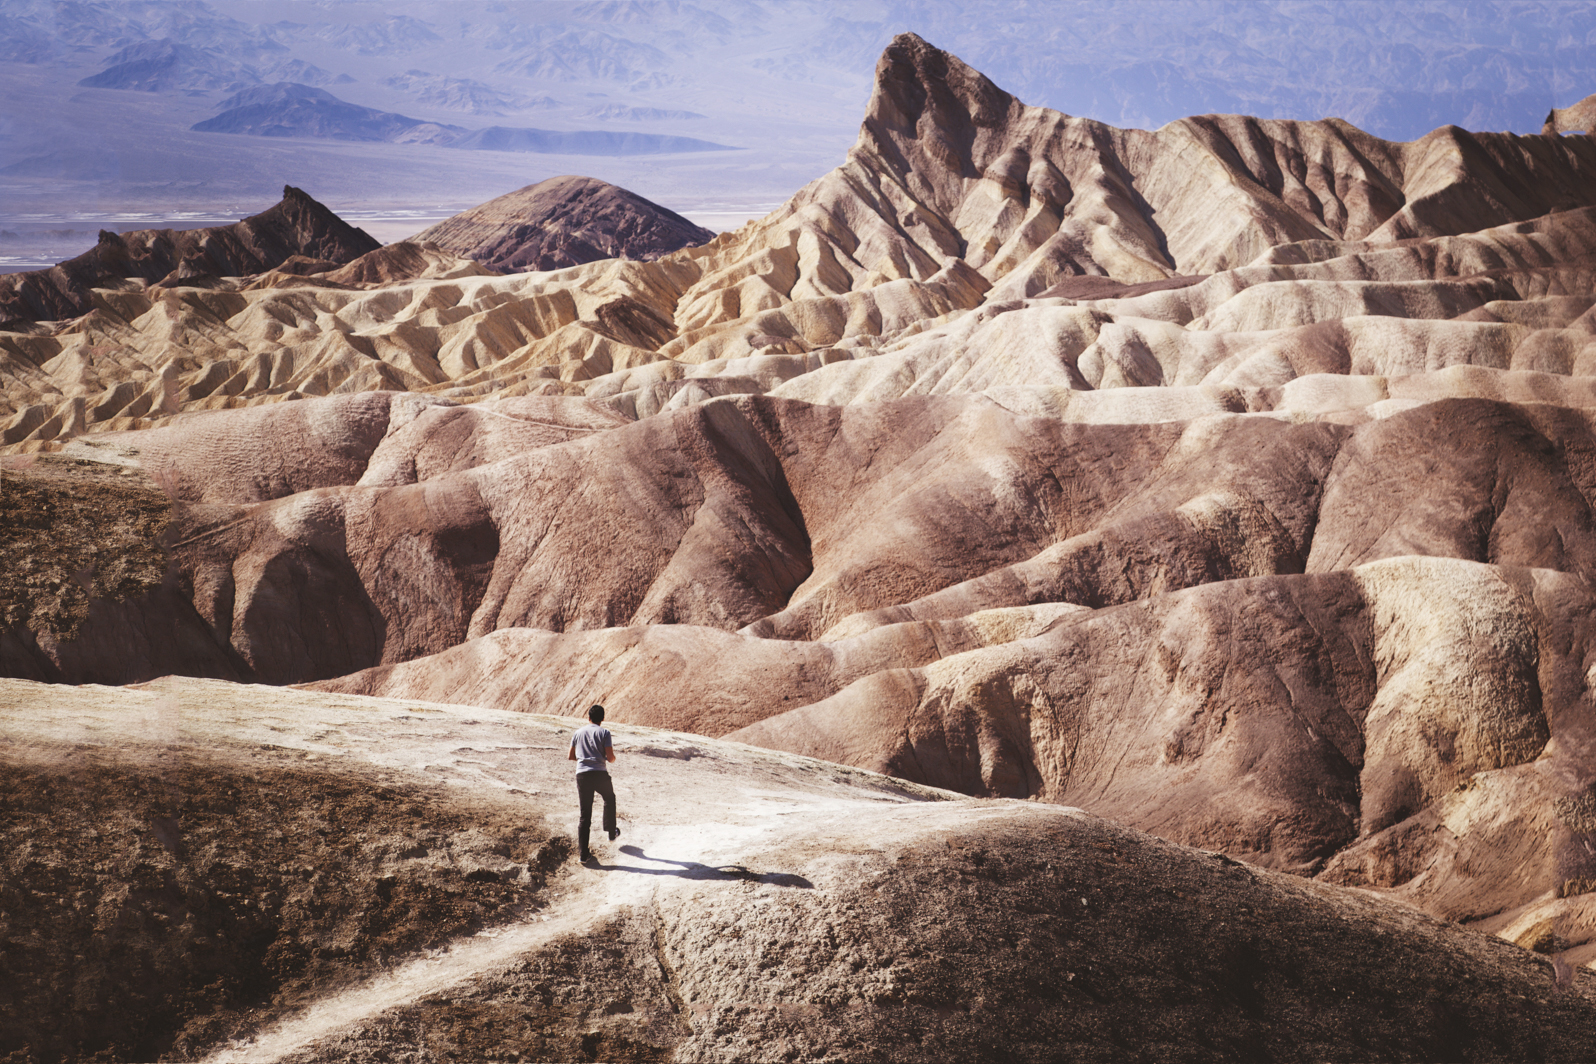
[571,724,613,774]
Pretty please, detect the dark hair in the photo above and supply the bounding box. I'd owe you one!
[588,704,605,723]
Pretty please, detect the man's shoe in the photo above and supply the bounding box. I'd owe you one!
[607,826,621,841]
[580,851,597,863]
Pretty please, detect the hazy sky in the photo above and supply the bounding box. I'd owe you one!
[2,0,1593,261]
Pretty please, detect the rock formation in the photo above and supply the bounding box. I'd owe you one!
[1547,93,1596,136]
[0,185,379,325]
[410,175,716,273]
[12,32,1596,1051]
[6,35,1595,444]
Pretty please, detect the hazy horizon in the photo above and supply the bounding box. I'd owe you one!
[4,0,1594,269]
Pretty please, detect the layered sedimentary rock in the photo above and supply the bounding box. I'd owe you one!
[6,36,1596,449]
[11,31,1596,990]
[409,175,715,272]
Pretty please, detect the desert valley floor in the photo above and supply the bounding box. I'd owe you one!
[10,32,1596,1063]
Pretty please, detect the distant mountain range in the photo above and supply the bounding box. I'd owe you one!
[26,1,1594,142]
[380,70,554,116]
[192,83,463,144]
[78,39,252,93]
[75,37,351,95]
[192,82,737,155]
[9,0,1596,252]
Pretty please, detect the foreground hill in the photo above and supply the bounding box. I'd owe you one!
[5,676,1596,1063]
[6,374,1595,962]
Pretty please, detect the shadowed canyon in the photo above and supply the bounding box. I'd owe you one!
[11,32,1596,1063]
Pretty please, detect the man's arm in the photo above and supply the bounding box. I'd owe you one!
[605,742,616,763]
[567,741,576,761]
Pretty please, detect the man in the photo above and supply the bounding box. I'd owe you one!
[567,704,620,863]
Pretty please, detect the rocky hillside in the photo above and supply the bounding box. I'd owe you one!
[0,185,379,325]
[411,175,716,272]
[9,32,1596,1055]
[7,676,1596,1064]
[1547,92,1596,135]
[3,34,1595,442]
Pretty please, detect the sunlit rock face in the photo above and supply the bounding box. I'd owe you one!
[9,35,1596,1032]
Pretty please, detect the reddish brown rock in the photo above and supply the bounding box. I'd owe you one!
[410,175,714,273]
[101,392,405,505]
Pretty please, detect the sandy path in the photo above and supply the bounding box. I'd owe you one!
[203,897,599,1063]
[202,820,748,1063]
[202,800,888,1063]
[0,677,942,1063]
[202,793,1037,1062]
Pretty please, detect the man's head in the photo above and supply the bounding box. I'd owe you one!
[588,704,605,724]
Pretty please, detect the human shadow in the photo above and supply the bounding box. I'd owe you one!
[589,844,812,888]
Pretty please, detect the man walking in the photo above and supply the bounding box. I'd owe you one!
[568,704,620,863]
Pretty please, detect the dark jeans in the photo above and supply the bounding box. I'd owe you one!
[577,770,616,854]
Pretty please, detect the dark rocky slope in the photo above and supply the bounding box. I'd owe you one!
[0,186,379,325]
[409,175,715,272]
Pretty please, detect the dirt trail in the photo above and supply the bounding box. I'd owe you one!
[207,794,998,1062]
[1,676,945,1063]
[16,676,1596,1064]
[204,819,745,1063]
[204,903,596,1063]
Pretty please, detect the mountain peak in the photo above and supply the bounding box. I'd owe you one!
[0,187,377,324]
[411,174,714,273]
[218,81,339,111]
[864,33,1017,143]
[852,33,1026,221]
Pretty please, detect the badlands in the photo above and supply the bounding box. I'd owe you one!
[11,30,1596,1061]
